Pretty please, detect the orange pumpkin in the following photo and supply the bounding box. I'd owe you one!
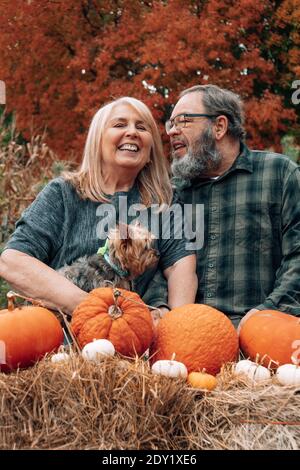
[187,371,217,391]
[0,303,64,372]
[71,287,154,357]
[151,304,238,375]
[239,309,300,368]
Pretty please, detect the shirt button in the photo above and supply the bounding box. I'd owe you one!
[207,292,213,298]
[210,234,216,240]
[208,263,214,268]
[212,206,217,212]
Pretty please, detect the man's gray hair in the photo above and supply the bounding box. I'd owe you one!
[180,84,246,141]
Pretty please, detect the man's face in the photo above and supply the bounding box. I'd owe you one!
[168,92,222,179]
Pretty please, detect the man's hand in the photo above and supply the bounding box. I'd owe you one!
[237,308,259,335]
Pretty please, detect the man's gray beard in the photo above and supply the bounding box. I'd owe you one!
[171,125,222,181]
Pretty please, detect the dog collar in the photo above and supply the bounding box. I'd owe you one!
[97,239,109,257]
[97,239,129,278]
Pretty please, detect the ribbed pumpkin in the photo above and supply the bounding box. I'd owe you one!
[151,304,238,375]
[71,287,154,357]
[239,309,300,368]
[0,300,64,372]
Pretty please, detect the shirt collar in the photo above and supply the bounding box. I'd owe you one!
[97,239,129,278]
[229,142,253,174]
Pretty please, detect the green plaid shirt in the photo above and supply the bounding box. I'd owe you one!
[172,143,300,322]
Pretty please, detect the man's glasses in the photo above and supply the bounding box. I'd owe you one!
[165,113,218,133]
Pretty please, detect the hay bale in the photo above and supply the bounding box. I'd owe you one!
[0,355,299,450]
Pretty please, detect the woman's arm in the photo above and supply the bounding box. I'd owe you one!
[0,249,88,315]
[163,254,198,308]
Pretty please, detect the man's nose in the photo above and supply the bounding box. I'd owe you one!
[167,124,181,137]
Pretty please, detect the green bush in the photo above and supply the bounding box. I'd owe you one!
[281,134,300,163]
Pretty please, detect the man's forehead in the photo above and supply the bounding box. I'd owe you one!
[171,92,205,117]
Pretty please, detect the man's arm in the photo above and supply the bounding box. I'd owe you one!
[256,166,300,315]
[240,165,300,331]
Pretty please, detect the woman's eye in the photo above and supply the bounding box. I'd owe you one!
[137,125,147,131]
[114,122,126,127]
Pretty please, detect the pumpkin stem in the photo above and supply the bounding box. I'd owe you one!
[7,291,15,311]
[108,305,123,319]
[115,290,164,319]
[6,290,45,310]
[109,288,123,319]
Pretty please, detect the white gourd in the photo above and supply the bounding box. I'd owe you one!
[51,352,70,363]
[276,364,300,386]
[151,359,188,379]
[234,359,271,382]
[82,339,115,362]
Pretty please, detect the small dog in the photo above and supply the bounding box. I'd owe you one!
[58,223,159,292]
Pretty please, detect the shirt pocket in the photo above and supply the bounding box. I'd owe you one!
[234,202,281,253]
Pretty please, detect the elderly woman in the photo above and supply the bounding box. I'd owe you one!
[0,97,197,318]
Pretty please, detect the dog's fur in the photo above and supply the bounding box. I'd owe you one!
[57,223,159,292]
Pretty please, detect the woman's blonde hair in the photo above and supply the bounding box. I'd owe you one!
[63,97,172,207]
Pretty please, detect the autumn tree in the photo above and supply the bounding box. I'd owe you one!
[0,0,298,158]
[267,0,300,141]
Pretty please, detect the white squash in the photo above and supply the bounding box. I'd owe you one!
[234,359,256,375]
[82,339,115,362]
[276,364,300,386]
[51,352,70,364]
[151,359,188,379]
[234,359,271,383]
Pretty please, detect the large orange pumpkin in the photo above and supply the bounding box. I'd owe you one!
[71,287,154,357]
[239,309,300,368]
[151,304,238,375]
[0,303,64,372]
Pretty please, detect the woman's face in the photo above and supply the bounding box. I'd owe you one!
[101,103,154,175]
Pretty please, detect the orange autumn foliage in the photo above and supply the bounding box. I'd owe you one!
[0,0,298,160]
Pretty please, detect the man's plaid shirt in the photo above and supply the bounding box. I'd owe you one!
[172,143,300,322]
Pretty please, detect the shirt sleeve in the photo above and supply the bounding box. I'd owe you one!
[255,164,300,316]
[4,178,65,264]
[141,268,169,309]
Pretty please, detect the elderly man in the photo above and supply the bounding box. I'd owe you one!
[166,84,300,328]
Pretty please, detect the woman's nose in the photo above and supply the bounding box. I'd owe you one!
[125,124,138,136]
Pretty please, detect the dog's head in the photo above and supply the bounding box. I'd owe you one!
[108,222,159,279]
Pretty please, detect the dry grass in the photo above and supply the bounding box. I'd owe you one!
[0,355,299,450]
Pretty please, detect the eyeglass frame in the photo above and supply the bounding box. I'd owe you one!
[165,112,219,133]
